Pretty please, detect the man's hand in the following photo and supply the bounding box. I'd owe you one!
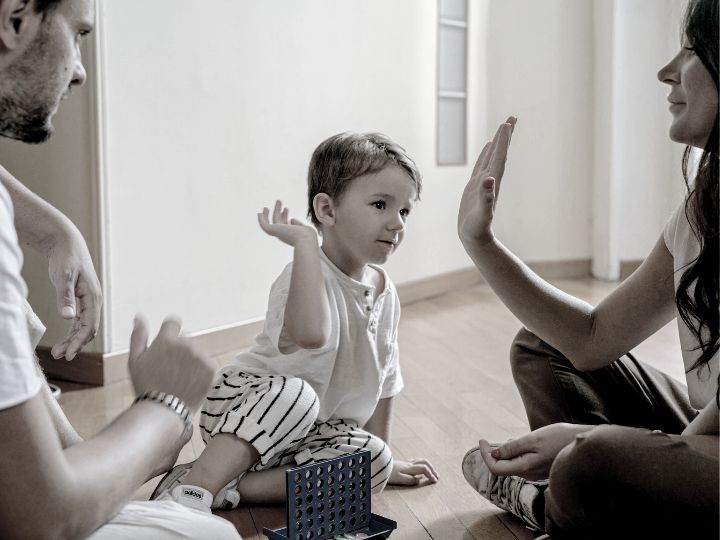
[48,232,102,361]
[257,200,318,247]
[128,316,215,413]
[457,116,516,248]
[478,423,591,481]
[389,458,439,486]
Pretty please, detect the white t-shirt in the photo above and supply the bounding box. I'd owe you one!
[663,199,719,409]
[234,250,403,426]
[0,184,42,410]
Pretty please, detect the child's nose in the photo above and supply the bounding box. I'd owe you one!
[387,213,405,231]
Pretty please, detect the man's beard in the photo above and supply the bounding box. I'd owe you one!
[0,93,54,144]
[0,19,57,145]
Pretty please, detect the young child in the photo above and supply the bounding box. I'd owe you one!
[152,132,438,512]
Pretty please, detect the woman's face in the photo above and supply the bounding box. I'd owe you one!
[657,38,718,149]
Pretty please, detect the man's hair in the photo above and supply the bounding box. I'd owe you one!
[307,132,422,225]
[33,0,62,15]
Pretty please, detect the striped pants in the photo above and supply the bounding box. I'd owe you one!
[200,368,393,493]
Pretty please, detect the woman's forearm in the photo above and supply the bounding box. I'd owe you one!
[682,400,719,436]
[464,237,596,363]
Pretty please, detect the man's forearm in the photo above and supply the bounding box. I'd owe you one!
[58,402,187,538]
[0,164,77,255]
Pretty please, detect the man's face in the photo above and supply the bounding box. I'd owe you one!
[0,0,94,143]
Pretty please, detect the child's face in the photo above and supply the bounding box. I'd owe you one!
[330,165,417,266]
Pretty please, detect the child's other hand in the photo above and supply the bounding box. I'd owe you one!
[258,200,318,247]
[389,458,439,486]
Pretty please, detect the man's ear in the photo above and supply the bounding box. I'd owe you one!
[313,193,336,226]
[0,0,39,51]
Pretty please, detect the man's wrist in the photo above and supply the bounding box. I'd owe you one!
[134,391,193,433]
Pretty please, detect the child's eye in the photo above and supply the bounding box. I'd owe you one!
[372,201,386,210]
[400,209,410,218]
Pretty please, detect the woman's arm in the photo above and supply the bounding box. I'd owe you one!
[682,399,719,436]
[1,165,102,360]
[465,235,676,370]
[258,201,331,349]
[458,119,676,370]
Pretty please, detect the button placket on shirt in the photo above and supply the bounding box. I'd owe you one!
[364,289,377,333]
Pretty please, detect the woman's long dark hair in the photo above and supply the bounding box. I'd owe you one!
[675,0,719,402]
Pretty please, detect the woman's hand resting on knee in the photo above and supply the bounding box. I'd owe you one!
[478,423,593,481]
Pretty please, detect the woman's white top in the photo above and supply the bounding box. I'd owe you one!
[663,199,719,409]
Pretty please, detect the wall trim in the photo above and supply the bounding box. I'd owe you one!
[44,258,592,386]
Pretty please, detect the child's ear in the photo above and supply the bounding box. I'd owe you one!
[0,0,39,51]
[313,193,335,226]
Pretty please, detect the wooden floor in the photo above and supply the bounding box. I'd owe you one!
[55,278,682,540]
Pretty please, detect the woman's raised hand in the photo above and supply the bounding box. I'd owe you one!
[257,200,318,247]
[457,116,516,248]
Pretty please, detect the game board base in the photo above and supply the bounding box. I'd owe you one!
[263,512,397,539]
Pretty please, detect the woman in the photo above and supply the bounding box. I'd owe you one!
[457,0,718,537]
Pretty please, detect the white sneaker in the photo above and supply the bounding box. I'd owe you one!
[462,445,547,532]
[162,484,214,513]
[150,462,242,510]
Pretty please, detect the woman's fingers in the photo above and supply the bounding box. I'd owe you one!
[471,142,492,180]
[480,122,505,170]
[489,122,514,183]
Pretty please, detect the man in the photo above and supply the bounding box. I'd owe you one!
[0,0,241,537]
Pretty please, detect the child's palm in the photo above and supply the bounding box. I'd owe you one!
[257,200,317,247]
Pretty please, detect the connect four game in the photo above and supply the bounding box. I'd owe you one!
[263,450,397,540]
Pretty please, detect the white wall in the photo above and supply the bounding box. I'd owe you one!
[485,0,594,262]
[99,0,492,351]
[613,0,686,261]
[0,0,691,355]
[592,0,686,279]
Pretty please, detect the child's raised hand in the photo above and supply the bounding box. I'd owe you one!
[257,200,318,247]
[457,116,516,248]
[389,458,439,486]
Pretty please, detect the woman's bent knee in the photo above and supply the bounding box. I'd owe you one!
[545,425,635,537]
[509,327,561,375]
